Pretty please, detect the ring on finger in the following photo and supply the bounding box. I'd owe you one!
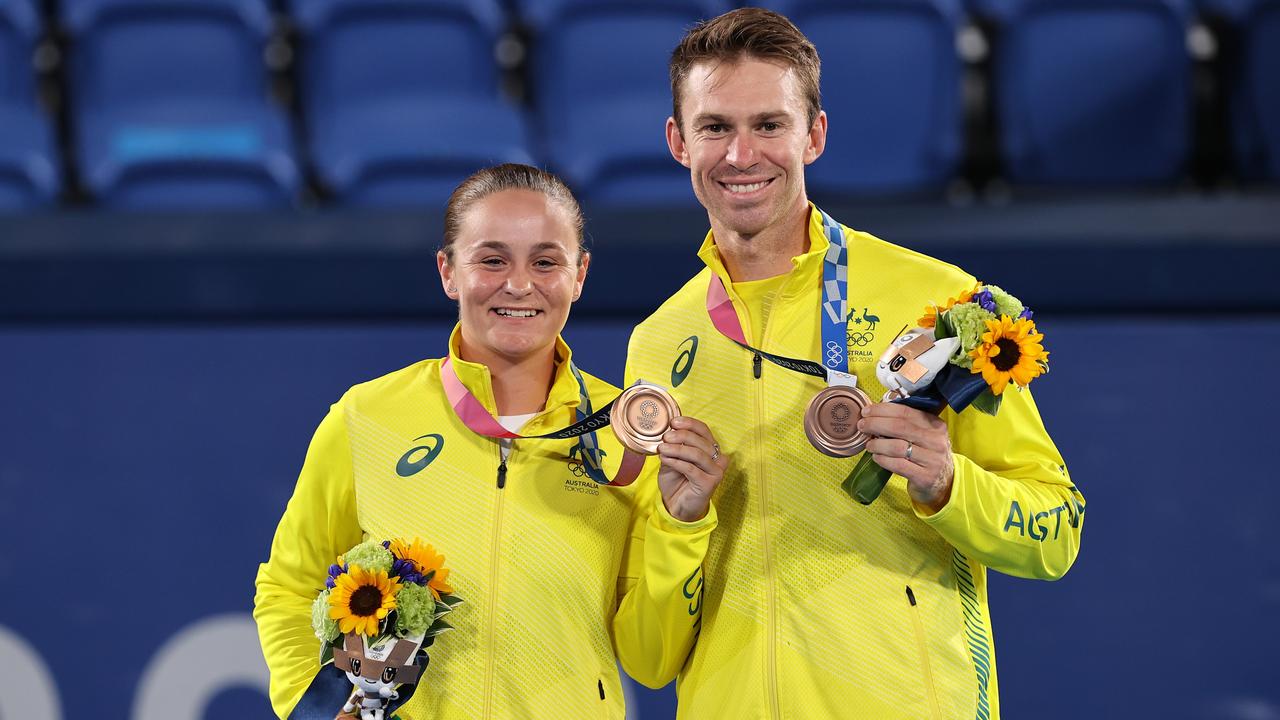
[905,441,914,462]
[710,443,721,462]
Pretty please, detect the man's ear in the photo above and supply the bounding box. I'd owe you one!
[667,116,691,168]
[804,110,828,165]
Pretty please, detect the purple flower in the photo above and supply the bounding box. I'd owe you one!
[325,562,346,590]
[973,289,997,314]
[392,558,425,586]
[1019,308,1034,321]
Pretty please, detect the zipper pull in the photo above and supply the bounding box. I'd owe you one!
[905,585,917,606]
[752,351,762,379]
[497,460,507,489]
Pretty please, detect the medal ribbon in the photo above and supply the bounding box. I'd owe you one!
[440,356,645,486]
[706,208,852,383]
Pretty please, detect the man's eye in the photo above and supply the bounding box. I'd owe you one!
[535,259,558,268]
[704,124,726,134]
[761,122,781,132]
[481,258,504,266]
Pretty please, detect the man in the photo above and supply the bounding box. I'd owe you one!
[623,8,1085,719]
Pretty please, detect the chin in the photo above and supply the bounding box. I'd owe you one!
[488,331,553,360]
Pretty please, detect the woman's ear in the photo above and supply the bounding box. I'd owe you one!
[438,250,458,299]
[572,251,590,301]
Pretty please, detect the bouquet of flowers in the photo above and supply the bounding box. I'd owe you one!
[842,284,1050,505]
[310,538,461,720]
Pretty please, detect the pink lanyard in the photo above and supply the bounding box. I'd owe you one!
[439,356,645,486]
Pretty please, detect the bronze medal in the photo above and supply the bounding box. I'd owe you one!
[610,383,681,455]
[804,385,872,457]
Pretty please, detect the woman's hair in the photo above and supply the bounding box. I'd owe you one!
[441,163,586,263]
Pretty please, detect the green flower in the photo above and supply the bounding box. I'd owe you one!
[394,583,437,637]
[311,589,339,642]
[344,540,394,574]
[945,302,998,368]
[985,285,1025,319]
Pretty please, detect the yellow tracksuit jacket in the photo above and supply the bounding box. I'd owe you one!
[254,328,715,719]
[624,208,1085,720]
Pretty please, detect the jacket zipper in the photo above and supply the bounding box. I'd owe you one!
[756,313,780,719]
[906,586,944,720]
[482,443,509,719]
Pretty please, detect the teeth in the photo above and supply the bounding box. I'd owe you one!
[495,308,538,318]
[725,181,768,194]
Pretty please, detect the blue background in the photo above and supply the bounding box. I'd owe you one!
[2,317,1277,718]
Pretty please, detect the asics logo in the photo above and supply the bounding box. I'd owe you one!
[396,434,444,477]
[671,336,699,387]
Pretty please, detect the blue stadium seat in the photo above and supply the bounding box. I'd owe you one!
[972,0,1193,185]
[760,0,965,197]
[62,0,300,209]
[1198,0,1280,181]
[519,0,733,206]
[288,0,533,207]
[0,0,60,210]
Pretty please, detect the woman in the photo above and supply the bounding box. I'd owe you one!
[254,164,727,719]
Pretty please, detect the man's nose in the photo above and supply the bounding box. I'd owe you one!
[725,132,758,169]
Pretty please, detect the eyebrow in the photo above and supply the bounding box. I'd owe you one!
[469,240,568,254]
[692,110,792,125]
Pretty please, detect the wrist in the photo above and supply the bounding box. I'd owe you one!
[664,496,710,523]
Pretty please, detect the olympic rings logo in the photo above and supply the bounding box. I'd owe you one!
[848,332,874,347]
[825,340,844,367]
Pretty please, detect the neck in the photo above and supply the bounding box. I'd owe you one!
[711,200,812,282]
[457,338,556,415]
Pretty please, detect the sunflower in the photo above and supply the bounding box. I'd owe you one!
[969,315,1049,395]
[919,282,982,328]
[390,537,454,600]
[328,565,401,637]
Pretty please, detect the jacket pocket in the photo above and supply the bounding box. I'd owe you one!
[906,585,945,720]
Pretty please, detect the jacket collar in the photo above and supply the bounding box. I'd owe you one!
[443,324,583,424]
[696,202,833,302]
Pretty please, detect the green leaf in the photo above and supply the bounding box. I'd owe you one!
[934,310,956,339]
[319,643,334,667]
[425,619,455,639]
[971,389,1002,416]
[439,594,464,609]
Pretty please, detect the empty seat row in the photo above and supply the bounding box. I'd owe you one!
[0,0,1276,211]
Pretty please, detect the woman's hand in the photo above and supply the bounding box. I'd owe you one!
[656,416,728,522]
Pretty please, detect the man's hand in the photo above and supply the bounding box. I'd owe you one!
[858,402,954,513]
[656,416,727,522]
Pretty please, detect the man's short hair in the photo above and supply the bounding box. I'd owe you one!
[669,7,821,131]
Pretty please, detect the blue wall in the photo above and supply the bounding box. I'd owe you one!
[1,317,1276,719]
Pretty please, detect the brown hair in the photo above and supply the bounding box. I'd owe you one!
[441,163,586,263]
[669,7,821,131]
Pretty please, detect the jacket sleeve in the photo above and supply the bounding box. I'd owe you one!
[253,400,364,718]
[917,385,1085,580]
[610,343,717,688]
[611,460,717,689]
